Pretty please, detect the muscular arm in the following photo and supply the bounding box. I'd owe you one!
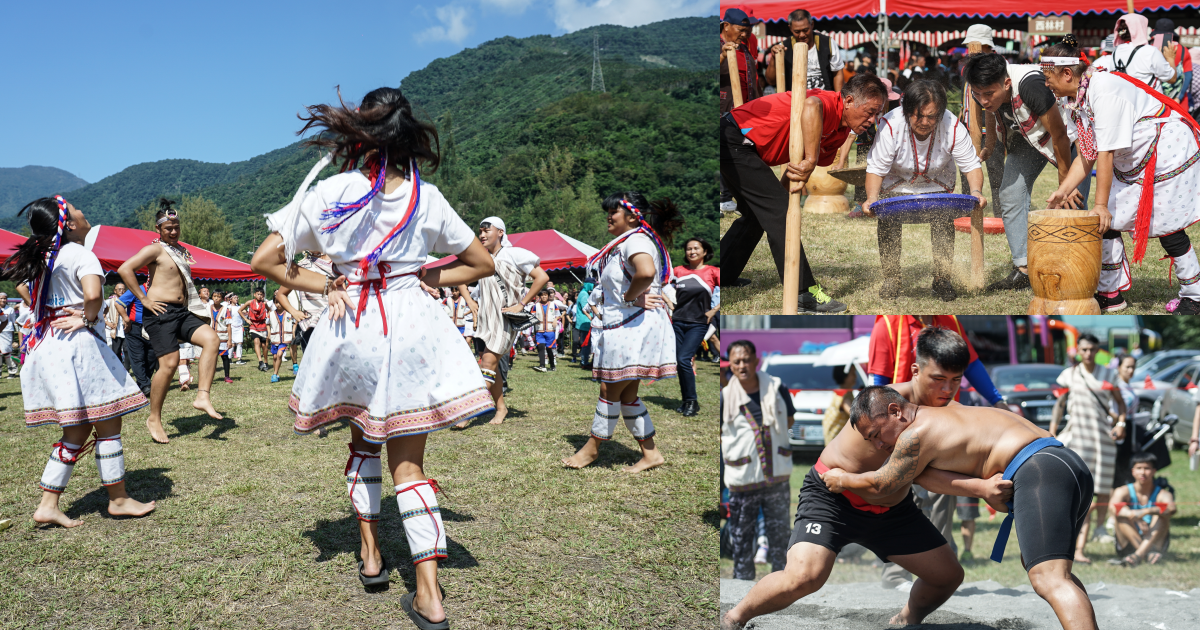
[825,431,925,496]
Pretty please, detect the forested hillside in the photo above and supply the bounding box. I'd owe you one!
[3,16,717,265]
[0,166,88,217]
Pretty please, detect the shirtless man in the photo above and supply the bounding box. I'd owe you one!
[822,388,1099,630]
[722,330,1013,629]
[118,199,222,443]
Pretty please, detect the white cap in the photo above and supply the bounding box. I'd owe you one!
[962,24,995,48]
[480,216,512,246]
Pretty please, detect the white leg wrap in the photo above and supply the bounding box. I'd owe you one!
[590,398,621,441]
[1171,246,1200,299]
[622,398,656,442]
[345,446,382,522]
[1100,237,1132,293]
[396,480,447,564]
[178,363,192,386]
[39,441,82,494]
[95,435,125,486]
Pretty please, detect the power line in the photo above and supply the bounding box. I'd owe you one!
[591,34,605,92]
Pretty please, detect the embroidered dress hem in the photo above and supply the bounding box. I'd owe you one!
[291,387,494,442]
[593,364,678,383]
[25,392,149,429]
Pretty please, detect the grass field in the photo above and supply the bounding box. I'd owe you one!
[720,455,1200,590]
[721,154,1200,315]
[0,350,719,630]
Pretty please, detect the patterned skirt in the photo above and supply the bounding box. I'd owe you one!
[1059,405,1117,493]
[592,305,677,383]
[289,280,495,442]
[23,326,148,428]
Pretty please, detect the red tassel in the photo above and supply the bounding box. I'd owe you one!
[1159,254,1176,286]
[1131,150,1157,264]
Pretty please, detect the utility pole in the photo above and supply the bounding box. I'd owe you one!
[591,33,605,92]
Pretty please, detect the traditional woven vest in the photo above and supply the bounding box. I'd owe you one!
[1001,64,1075,166]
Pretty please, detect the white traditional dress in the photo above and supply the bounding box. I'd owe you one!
[267,168,495,442]
[22,242,148,428]
[1070,70,1200,296]
[589,229,676,383]
[1056,363,1118,493]
[867,108,982,195]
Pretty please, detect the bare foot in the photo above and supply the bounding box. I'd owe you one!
[32,505,83,528]
[721,612,746,630]
[192,392,222,420]
[1073,554,1092,565]
[1147,551,1163,565]
[562,444,599,469]
[414,587,446,624]
[146,416,170,444]
[622,452,665,473]
[488,404,508,425]
[360,549,383,578]
[108,497,156,517]
[179,384,189,392]
[890,610,918,625]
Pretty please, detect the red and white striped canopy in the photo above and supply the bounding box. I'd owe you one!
[759,26,1200,52]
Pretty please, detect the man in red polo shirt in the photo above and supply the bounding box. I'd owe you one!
[721,73,887,312]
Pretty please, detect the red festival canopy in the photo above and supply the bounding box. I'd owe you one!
[730,1,1200,21]
[85,225,264,282]
[424,229,600,272]
[0,229,28,262]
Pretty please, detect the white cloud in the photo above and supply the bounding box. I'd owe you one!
[550,0,717,32]
[479,0,534,11]
[418,5,473,44]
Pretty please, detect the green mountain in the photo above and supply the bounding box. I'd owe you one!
[0,166,89,218]
[5,16,718,266]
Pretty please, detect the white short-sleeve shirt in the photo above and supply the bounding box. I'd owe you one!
[1085,72,1166,152]
[267,171,476,282]
[494,245,540,277]
[47,242,104,310]
[866,108,982,195]
[1094,44,1175,93]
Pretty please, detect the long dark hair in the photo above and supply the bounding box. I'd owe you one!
[298,86,440,177]
[1,197,63,285]
[601,191,685,244]
[684,237,715,262]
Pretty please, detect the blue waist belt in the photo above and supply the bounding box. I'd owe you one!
[990,437,1063,563]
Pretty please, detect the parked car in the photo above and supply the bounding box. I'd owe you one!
[759,354,869,454]
[1133,349,1200,382]
[1150,359,1200,451]
[989,363,1066,432]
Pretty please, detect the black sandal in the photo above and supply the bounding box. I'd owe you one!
[400,591,450,630]
[357,556,390,588]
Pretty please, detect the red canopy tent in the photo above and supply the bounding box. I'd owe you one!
[730,1,1200,22]
[85,225,264,281]
[0,229,29,262]
[424,229,600,272]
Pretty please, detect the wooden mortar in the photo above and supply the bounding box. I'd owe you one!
[1027,209,1102,315]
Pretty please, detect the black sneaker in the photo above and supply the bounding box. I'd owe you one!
[932,278,958,302]
[727,277,752,287]
[986,267,1031,291]
[1094,292,1127,312]
[879,278,901,299]
[1174,297,1200,315]
[797,285,848,313]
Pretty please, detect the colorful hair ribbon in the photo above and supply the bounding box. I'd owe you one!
[319,152,389,233]
[585,198,672,283]
[25,196,69,352]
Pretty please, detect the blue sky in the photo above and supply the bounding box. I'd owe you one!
[1,0,717,183]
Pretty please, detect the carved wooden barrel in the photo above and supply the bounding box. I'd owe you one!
[1027,210,1101,315]
[803,165,849,214]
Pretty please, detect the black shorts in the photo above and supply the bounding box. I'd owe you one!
[1010,445,1094,570]
[143,303,207,358]
[956,498,981,521]
[248,330,268,342]
[788,467,947,562]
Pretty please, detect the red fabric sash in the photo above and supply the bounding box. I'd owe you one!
[814,459,890,514]
[1111,72,1200,263]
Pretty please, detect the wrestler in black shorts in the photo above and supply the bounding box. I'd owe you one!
[789,467,946,561]
[143,303,206,358]
[1009,445,1093,569]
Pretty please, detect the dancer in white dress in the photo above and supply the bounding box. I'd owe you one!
[472,216,549,425]
[1044,37,1200,313]
[562,192,683,473]
[252,87,496,630]
[3,196,154,528]
[228,294,245,363]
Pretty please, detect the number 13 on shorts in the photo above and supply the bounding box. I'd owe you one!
[804,522,821,535]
